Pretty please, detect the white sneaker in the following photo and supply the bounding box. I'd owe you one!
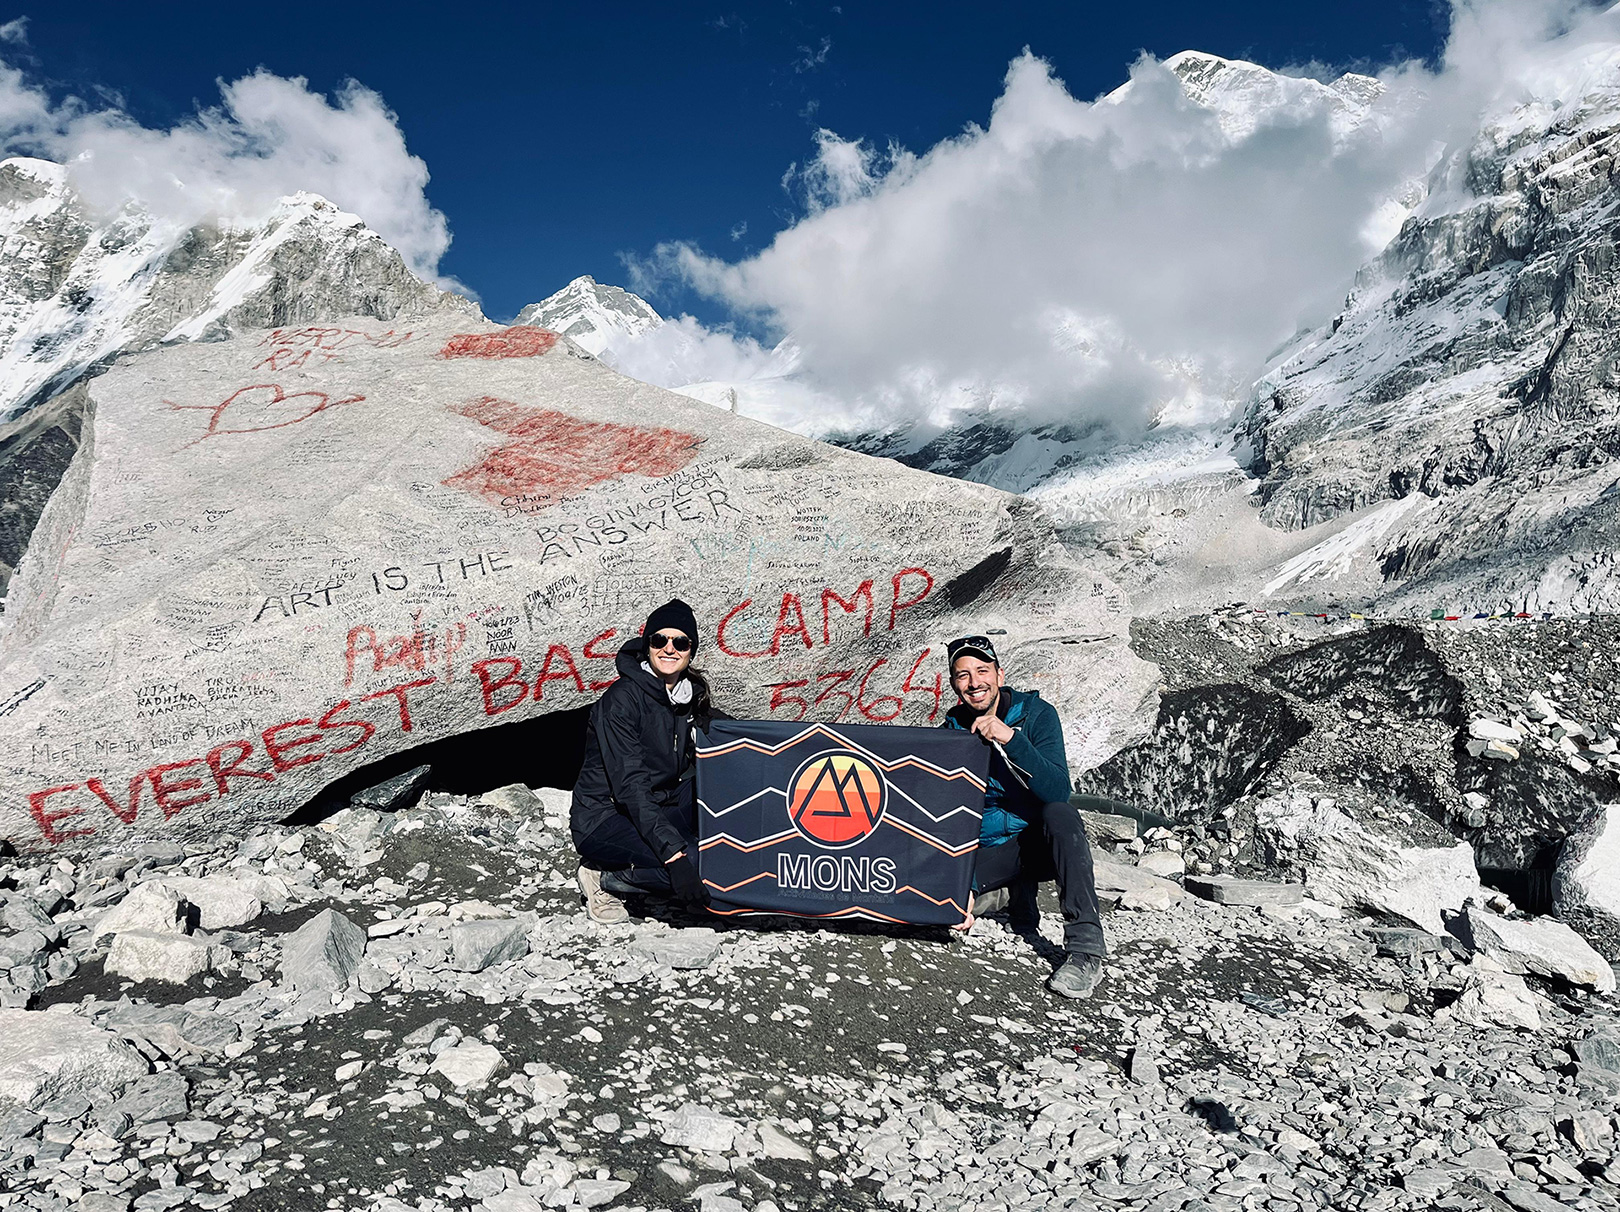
[576,865,629,925]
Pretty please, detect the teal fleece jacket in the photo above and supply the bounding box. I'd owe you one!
[943,688,1071,845]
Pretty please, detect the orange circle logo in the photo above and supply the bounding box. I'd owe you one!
[786,750,887,849]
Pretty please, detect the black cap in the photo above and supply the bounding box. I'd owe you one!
[645,599,699,647]
[947,635,999,667]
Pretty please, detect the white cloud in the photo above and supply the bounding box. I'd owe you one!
[635,0,1620,439]
[605,314,791,388]
[0,49,454,285]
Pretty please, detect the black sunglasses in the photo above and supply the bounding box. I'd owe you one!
[947,634,998,664]
[649,632,693,652]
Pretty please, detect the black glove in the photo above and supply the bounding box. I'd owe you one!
[665,854,708,906]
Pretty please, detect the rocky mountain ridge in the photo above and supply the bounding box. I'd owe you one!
[1239,43,1620,614]
[1145,50,1384,144]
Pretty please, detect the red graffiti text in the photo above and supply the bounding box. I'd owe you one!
[716,568,935,659]
[470,628,620,716]
[24,676,437,845]
[343,617,469,687]
[253,326,414,371]
[765,647,945,724]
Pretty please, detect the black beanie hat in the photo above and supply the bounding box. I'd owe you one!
[644,598,699,647]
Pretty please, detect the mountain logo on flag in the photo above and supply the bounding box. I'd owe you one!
[786,750,887,849]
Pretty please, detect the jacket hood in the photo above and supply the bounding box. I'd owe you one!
[615,636,693,706]
[616,636,658,684]
[1005,687,1044,713]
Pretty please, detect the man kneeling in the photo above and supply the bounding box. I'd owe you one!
[943,635,1107,999]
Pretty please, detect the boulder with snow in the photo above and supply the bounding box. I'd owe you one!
[1453,905,1616,993]
[1554,801,1620,961]
[1254,789,1481,934]
[0,1007,148,1108]
[0,314,1155,851]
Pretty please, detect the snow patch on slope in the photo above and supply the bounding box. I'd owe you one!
[1026,428,1245,519]
[164,194,367,342]
[1262,495,1431,596]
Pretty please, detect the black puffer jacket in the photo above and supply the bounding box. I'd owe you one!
[570,637,721,862]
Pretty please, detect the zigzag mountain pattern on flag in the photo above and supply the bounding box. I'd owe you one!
[696,720,989,925]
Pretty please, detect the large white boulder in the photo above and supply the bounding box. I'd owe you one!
[93,882,188,941]
[1255,791,1481,934]
[1092,855,1185,911]
[0,317,1156,850]
[1436,962,1545,1032]
[430,1041,504,1090]
[153,875,264,929]
[0,1007,148,1107]
[659,1101,741,1152]
[105,930,215,984]
[1456,906,1616,993]
[1554,801,1620,955]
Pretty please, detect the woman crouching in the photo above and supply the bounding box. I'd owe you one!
[570,598,722,923]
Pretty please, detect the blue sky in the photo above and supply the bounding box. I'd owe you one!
[13,2,1448,322]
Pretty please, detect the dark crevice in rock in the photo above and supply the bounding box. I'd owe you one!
[284,705,592,827]
[1513,320,1578,407]
[1479,843,1561,916]
[942,547,1012,610]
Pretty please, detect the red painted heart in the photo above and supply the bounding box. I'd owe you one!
[170,383,365,442]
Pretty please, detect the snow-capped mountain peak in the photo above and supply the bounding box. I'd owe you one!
[0,158,473,423]
[513,274,663,357]
[1147,50,1383,144]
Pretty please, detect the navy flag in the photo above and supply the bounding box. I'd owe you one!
[696,719,988,925]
